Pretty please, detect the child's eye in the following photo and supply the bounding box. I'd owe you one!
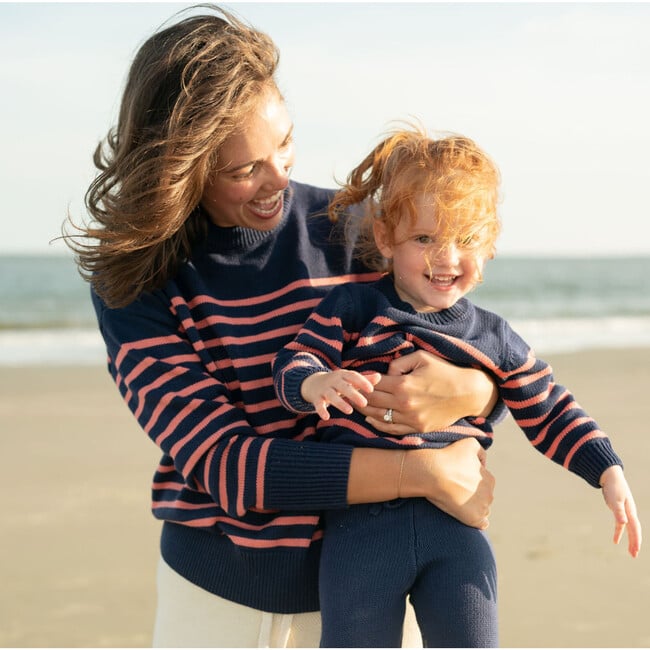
[415,235,434,245]
[457,234,477,248]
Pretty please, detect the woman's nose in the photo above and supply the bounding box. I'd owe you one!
[264,152,294,190]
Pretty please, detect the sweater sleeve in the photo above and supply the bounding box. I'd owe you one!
[272,286,350,413]
[95,289,353,517]
[497,325,622,488]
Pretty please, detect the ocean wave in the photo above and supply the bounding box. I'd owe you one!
[510,316,650,354]
[0,329,106,366]
[2,316,650,366]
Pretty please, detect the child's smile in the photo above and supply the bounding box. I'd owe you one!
[427,274,459,288]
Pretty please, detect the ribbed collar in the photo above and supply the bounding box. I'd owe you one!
[377,274,473,325]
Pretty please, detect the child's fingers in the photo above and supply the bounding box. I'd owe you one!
[314,400,331,420]
[344,371,377,394]
[611,500,628,545]
[613,519,626,546]
[325,392,355,414]
[362,371,382,386]
[624,498,642,558]
[600,468,642,558]
[329,372,377,410]
[610,498,642,558]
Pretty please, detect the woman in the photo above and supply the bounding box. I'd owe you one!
[64,6,498,647]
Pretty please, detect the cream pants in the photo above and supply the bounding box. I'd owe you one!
[152,557,423,648]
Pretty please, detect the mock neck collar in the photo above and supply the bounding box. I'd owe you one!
[378,274,472,325]
[201,185,294,253]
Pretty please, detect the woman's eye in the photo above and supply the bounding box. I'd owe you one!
[232,164,258,180]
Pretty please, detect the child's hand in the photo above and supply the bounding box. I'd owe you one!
[302,370,381,420]
[600,465,642,558]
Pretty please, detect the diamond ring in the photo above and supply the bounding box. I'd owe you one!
[383,408,394,424]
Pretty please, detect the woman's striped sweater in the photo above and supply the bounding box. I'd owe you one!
[91,181,381,613]
[272,275,623,488]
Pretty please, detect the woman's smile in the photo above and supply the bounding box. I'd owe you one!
[247,190,285,220]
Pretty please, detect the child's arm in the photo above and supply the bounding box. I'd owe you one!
[599,465,642,558]
[302,370,381,420]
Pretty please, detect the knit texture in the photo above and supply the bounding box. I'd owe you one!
[92,181,380,612]
[272,275,623,488]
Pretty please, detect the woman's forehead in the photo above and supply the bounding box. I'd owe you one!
[218,90,291,167]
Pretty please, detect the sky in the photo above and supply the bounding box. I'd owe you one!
[1,1,649,257]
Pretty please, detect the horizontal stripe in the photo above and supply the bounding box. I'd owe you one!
[173,273,379,310]
[272,276,620,488]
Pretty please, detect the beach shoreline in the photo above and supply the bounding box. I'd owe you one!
[1,348,649,647]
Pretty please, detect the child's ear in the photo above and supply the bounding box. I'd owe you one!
[372,220,393,259]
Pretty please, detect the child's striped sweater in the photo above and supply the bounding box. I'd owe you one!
[272,275,622,488]
[91,181,380,613]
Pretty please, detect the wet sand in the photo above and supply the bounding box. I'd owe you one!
[1,348,649,647]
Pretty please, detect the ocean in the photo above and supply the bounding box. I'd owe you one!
[1,254,649,366]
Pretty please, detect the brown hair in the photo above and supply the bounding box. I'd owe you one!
[63,5,280,307]
[330,124,501,273]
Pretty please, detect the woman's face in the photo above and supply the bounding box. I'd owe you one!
[201,89,295,230]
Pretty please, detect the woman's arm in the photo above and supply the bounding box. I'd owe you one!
[347,437,494,529]
[362,350,499,434]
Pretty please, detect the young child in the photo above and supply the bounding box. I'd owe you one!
[272,126,642,648]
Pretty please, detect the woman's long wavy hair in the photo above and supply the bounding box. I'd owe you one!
[330,124,501,276]
[63,5,279,307]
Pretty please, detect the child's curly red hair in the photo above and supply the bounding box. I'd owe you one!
[330,124,501,273]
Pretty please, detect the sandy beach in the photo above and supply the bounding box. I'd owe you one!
[1,348,649,648]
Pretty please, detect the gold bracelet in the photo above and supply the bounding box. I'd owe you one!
[397,450,406,498]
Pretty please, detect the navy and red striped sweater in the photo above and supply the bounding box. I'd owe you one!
[92,181,381,613]
[272,275,622,488]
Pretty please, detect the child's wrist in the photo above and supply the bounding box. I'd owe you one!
[300,371,326,403]
[599,464,623,488]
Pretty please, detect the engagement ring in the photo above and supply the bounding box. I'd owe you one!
[383,408,394,424]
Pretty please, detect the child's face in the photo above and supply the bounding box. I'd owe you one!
[374,197,486,313]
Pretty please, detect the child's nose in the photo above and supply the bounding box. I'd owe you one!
[435,243,460,265]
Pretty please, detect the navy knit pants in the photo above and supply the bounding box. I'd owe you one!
[319,498,498,648]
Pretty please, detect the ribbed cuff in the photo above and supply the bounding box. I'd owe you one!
[281,366,326,413]
[569,437,624,488]
[264,439,353,510]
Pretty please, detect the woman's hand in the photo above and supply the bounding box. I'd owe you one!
[600,465,642,558]
[402,438,495,529]
[347,437,495,529]
[360,350,498,434]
